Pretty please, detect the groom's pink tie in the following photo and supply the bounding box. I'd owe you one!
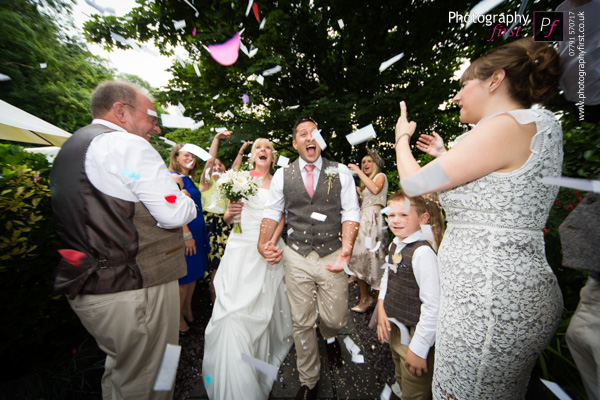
[304,164,316,197]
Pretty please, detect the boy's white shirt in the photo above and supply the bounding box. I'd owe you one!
[378,230,440,359]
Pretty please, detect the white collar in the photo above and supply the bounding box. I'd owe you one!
[299,156,323,171]
[91,119,127,133]
[393,230,424,251]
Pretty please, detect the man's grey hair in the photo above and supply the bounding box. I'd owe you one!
[90,80,154,118]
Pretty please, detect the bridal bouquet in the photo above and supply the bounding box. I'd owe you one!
[215,169,261,233]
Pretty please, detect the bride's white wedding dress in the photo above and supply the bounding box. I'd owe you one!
[203,188,293,400]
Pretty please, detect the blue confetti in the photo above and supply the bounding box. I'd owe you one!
[205,375,212,385]
[121,169,141,180]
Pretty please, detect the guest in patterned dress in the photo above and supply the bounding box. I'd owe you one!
[347,150,389,312]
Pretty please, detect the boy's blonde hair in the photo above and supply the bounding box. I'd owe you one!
[388,190,445,248]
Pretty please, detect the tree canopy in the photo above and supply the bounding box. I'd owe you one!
[0,0,114,133]
[83,0,571,167]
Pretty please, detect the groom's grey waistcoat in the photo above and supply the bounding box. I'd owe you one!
[283,158,343,257]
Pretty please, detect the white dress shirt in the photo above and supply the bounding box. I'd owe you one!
[85,119,196,229]
[379,231,440,359]
[263,156,360,223]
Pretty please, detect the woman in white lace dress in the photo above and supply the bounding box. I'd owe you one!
[394,38,563,399]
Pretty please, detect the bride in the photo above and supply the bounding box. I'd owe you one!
[203,138,293,399]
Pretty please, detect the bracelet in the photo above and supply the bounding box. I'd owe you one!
[183,232,193,241]
[395,133,410,148]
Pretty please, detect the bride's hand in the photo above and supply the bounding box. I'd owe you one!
[263,241,283,264]
[227,201,244,216]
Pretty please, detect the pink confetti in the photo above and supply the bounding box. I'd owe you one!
[250,170,263,178]
[165,195,177,203]
[192,27,197,36]
[34,174,40,183]
[58,249,86,266]
[207,32,241,66]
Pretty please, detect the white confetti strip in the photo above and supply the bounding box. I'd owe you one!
[310,212,327,221]
[153,344,181,391]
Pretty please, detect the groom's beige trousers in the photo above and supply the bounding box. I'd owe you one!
[282,247,349,389]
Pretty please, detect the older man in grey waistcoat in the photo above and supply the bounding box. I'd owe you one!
[259,117,360,400]
[50,81,197,400]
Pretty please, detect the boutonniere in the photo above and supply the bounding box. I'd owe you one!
[391,252,402,265]
[324,166,338,194]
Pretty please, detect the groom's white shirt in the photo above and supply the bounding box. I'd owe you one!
[263,156,360,223]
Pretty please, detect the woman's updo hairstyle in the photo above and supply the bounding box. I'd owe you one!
[460,38,561,108]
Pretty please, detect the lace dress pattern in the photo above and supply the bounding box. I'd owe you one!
[433,109,564,399]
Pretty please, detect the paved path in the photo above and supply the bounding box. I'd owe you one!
[188,317,384,399]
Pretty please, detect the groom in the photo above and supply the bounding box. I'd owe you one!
[258,117,360,399]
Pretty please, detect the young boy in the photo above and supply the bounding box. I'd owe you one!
[377,191,441,400]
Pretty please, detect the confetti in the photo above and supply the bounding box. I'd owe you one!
[277,155,290,167]
[252,2,260,22]
[120,169,141,180]
[379,52,404,73]
[182,0,199,17]
[310,212,327,221]
[345,124,377,146]
[161,114,195,129]
[404,198,411,210]
[242,94,250,104]
[208,32,241,66]
[245,0,253,16]
[310,128,327,150]
[193,62,201,77]
[342,261,355,276]
[39,63,47,69]
[0,73,11,81]
[57,249,86,266]
[263,65,282,76]
[164,195,177,204]
[256,75,265,85]
[541,176,600,193]
[338,19,344,29]
[259,17,266,29]
[153,344,181,391]
[180,143,212,161]
[369,241,381,253]
[540,379,572,400]
[173,19,186,30]
[241,353,278,382]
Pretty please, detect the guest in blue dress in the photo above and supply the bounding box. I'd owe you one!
[169,144,210,335]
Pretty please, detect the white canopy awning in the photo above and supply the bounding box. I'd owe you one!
[0,100,72,146]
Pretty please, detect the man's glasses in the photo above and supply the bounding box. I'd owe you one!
[123,103,160,127]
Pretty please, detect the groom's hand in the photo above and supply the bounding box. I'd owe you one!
[262,241,284,264]
[326,246,352,273]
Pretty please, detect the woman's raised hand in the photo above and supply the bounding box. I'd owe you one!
[416,132,447,158]
[347,163,361,174]
[395,101,417,142]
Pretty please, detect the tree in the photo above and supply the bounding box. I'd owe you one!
[0,0,114,133]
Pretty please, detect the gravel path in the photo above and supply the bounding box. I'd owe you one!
[174,279,394,400]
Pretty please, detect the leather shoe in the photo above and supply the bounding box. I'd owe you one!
[295,384,318,400]
[326,339,343,368]
[179,327,193,337]
[184,316,201,326]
